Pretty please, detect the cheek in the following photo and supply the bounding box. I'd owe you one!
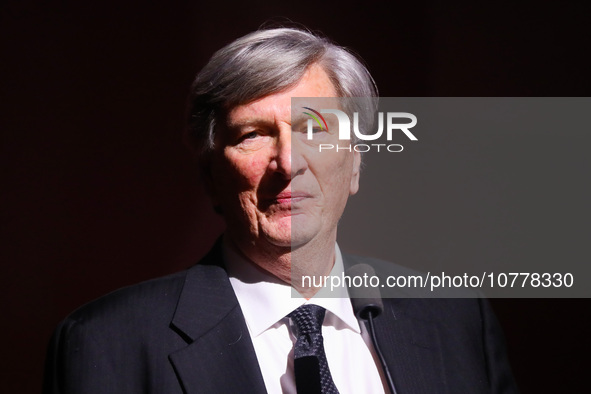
[222,150,269,188]
[320,152,355,196]
[318,150,353,175]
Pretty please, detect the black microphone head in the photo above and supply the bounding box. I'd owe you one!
[346,263,384,320]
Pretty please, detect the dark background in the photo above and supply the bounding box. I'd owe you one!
[2,1,589,392]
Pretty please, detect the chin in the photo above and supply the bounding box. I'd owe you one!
[259,215,321,250]
[289,225,322,249]
[260,227,312,250]
[290,214,322,245]
[260,220,292,248]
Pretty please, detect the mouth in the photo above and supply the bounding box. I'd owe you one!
[274,191,310,205]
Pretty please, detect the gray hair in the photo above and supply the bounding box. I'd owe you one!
[186,27,378,158]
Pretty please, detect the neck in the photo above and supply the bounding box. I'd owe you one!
[227,233,337,298]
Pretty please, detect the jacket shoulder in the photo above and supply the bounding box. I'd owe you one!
[66,269,189,327]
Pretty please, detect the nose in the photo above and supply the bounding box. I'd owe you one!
[269,128,307,179]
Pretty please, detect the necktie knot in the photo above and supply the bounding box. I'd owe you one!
[289,304,326,336]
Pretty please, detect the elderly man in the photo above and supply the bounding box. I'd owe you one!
[44,27,518,394]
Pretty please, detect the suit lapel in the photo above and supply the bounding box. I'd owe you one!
[373,299,448,394]
[168,245,267,394]
[343,254,448,394]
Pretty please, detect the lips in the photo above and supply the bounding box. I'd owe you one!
[274,191,310,204]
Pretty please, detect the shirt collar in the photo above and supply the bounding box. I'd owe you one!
[224,237,361,338]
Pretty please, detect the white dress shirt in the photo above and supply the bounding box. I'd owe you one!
[224,239,388,394]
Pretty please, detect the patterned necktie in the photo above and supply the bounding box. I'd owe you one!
[288,304,340,394]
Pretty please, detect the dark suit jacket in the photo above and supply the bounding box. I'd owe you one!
[44,243,519,393]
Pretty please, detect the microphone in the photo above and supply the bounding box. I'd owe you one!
[346,263,399,394]
[347,263,384,320]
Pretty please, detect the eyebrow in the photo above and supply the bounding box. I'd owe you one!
[225,117,275,129]
[291,113,309,123]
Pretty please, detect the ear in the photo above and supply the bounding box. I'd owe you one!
[349,150,361,195]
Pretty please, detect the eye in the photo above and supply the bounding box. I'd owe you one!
[236,130,265,146]
[299,125,325,134]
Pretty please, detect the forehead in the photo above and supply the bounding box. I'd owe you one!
[226,64,338,126]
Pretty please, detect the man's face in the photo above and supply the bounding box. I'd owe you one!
[208,64,361,256]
